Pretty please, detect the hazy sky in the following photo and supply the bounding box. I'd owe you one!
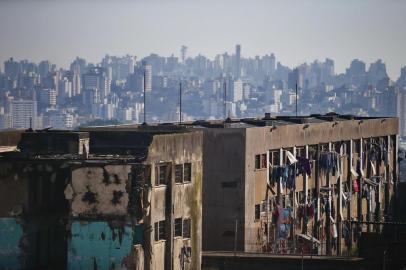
[0,0,405,79]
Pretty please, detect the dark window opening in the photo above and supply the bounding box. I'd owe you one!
[175,165,183,183]
[261,154,267,168]
[183,218,191,238]
[174,218,182,237]
[222,230,235,237]
[255,204,260,220]
[155,164,168,186]
[255,155,261,169]
[221,181,237,188]
[154,220,166,241]
[184,163,192,182]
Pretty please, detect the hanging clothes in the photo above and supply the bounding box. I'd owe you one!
[297,156,312,176]
[286,150,298,164]
[353,179,360,192]
[286,165,296,190]
[319,151,340,175]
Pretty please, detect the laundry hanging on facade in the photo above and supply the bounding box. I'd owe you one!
[269,164,297,190]
[297,156,312,176]
[319,151,340,175]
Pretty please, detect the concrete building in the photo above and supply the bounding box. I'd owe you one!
[10,100,37,129]
[198,113,398,256]
[0,126,203,270]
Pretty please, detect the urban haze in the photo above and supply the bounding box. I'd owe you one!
[0,1,406,270]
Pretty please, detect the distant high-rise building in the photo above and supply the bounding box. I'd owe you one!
[397,66,406,88]
[288,68,303,90]
[82,67,110,99]
[70,57,87,75]
[235,44,241,78]
[398,89,406,137]
[11,100,37,129]
[368,59,388,86]
[232,79,243,102]
[39,89,57,107]
[143,63,152,92]
[181,45,187,65]
[4,58,21,81]
[38,61,51,79]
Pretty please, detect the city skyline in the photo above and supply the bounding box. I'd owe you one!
[1,0,405,78]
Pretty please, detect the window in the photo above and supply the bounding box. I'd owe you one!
[154,220,166,241]
[271,150,280,166]
[255,155,261,169]
[261,154,267,169]
[255,154,267,169]
[184,163,191,182]
[175,165,183,183]
[174,218,182,237]
[155,164,168,186]
[255,204,260,220]
[221,181,237,188]
[296,147,304,158]
[183,218,191,238]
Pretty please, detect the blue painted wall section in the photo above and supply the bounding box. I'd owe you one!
[0,218,23,269]
[68,221,133,270]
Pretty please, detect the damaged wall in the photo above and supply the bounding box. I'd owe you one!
[66,165,131,217]
[68,221,133,270]
[0,218,23,269]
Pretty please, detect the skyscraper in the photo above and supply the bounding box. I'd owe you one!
[181,45,187,65]
[143,63,152,92]
[11,100,37,129]
[235,44,241,79]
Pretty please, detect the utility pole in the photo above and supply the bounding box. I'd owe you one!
[143,71,146,124]
[296,83,298,117]
[179,82,182,124]
[223,81,227,119]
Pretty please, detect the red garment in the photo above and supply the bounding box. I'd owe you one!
[307,204,314,218]
[353,179,360,192]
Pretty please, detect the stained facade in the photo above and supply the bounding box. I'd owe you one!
[0,128,202,270]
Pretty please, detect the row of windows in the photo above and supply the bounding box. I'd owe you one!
[257,137,390,168]
[154,218,191,241]
[155,163,192,186]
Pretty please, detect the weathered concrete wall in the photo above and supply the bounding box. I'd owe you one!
[146,131,203,270]
[0,160,70,269]
[202,128,246,252]
[68,221,133,270]
[244,118,398,252]
[66,165,131,217]
[202,252,366,270]
[0,218,23,269]
[18,132,89,155]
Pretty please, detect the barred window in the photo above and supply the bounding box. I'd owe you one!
[174,218,182,237]
[183,218,191,239]
[154,220,166,241]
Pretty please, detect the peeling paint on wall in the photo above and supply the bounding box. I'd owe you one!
[66,165,131,217]
[68,221,133,270]
[0,218,23,269]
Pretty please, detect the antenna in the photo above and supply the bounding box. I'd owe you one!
[223,81,227,119]
[295,83,298,117]
[143,71,146,125]
[179,82,182,124]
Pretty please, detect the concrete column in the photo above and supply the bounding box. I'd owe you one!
[348,140,353,251]
[337,143,344,255]
[326,142,332,255]
[357,139,363,238]
[315,144,320,254]
[292,146,297,252]
[303,145,309,235]
[165,163,174,270]
[266,150,270,245]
